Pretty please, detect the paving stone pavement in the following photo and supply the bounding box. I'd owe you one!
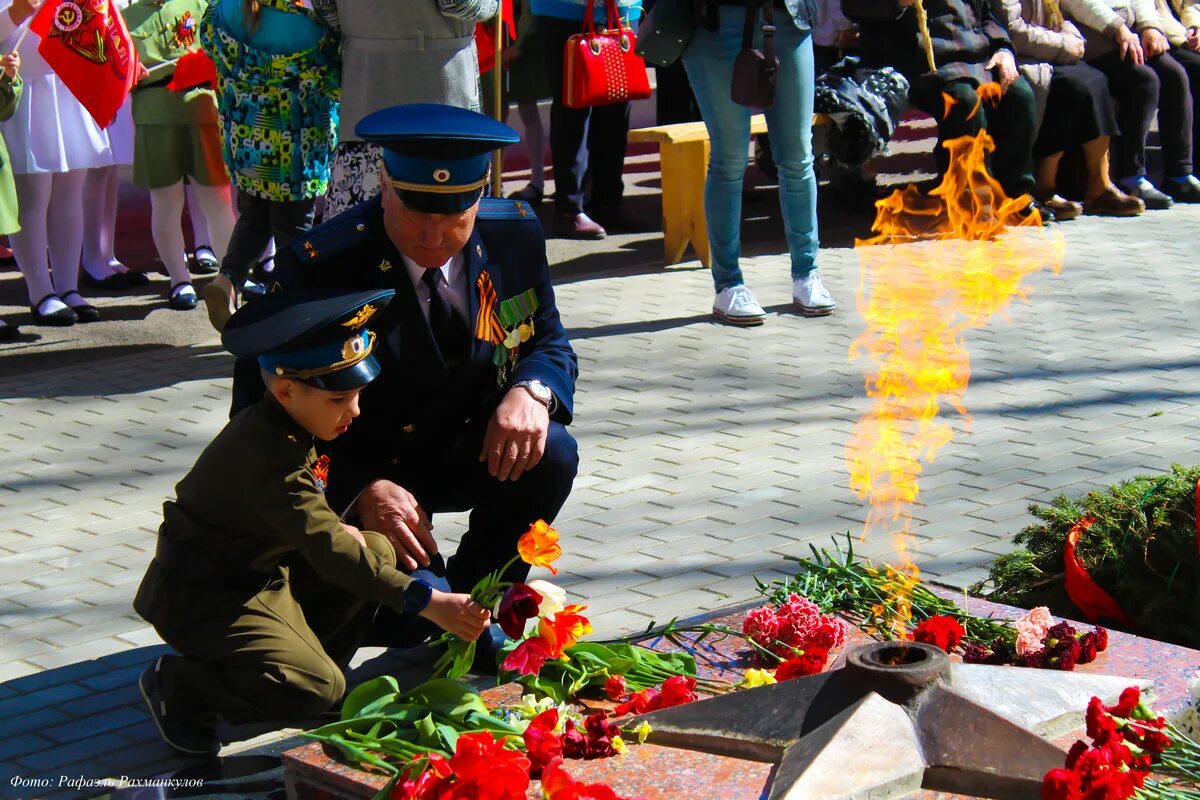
[3,205,1200,796]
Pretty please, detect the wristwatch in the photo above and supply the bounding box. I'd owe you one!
[401,579,433,615]
[514,379,555,412]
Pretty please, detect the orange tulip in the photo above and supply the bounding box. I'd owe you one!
[517,519,563,574]
[538,604,592,658]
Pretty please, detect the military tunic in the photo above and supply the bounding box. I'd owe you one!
[125,0,229,188]
[231,197,580,610]
[0,75,22,235]
[134,393,415,724]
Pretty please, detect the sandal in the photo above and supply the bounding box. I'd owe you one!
[30,293,77,326]
[168,281,198,311]
[60,290,101,323]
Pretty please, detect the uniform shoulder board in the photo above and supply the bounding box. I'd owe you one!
[290,216,371,264]
[477,198,538,222]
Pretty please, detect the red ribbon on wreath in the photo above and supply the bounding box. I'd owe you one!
[1064,516,1132,625]
[1195,477,1200,554]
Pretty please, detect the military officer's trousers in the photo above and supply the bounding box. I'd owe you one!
[156,532,395,726]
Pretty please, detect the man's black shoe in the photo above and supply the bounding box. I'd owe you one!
[139,657,221,756]
[1163,175,1200,203]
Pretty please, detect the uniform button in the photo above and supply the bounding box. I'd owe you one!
[463,417,472,425]
[355,223,365,232]
[390,457,400,464]
[402,424,415,434]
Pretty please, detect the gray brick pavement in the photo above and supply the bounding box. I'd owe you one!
[3,207,1200,791]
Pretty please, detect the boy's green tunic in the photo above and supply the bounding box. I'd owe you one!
[134,394,414,723]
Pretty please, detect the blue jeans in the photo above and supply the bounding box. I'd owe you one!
[683,6,819,291]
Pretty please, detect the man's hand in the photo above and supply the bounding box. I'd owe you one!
[985,49,1019,92]
[1187,26,1200,52]
[1064,35,1086,62]
[479,386,550,482]
[341,522,368,548]
[0,52,19,81]
[135,62,151,86]
[8,0,39,25]
[420,589,491,641]
[1141,27,1169,58]
[1116,25,1145,63]
[356,479,437,571]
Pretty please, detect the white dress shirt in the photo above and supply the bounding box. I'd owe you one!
[403,252,470,325]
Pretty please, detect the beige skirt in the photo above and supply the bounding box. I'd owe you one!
[133,122,230,189]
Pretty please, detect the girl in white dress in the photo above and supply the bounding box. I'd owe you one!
[0,0,117,325]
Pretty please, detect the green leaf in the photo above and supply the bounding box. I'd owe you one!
[325,732,399,775]
[341,675,401,720]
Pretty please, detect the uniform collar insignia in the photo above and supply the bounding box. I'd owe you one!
[378,258,393,273]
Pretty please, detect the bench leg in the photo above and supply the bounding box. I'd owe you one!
[659,140,712,268]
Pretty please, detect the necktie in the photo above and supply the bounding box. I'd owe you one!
[421,268,469,369]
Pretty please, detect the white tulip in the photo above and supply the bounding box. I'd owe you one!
[527,579,566,618]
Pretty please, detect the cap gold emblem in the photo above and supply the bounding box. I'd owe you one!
[342,334,367,361]
[341,303,378,329]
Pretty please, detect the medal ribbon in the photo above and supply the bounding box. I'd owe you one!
[497,288,539,329]
[474,271,506,344]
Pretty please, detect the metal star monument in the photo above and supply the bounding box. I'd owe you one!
[635,642,1153,800]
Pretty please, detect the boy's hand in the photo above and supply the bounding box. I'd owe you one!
[341,522,367,548]
[1,52,18,80]
[420,590,490,641]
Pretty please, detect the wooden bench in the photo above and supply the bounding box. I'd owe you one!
[629,113,831,267]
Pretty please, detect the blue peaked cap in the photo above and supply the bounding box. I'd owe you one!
[222,289,396,391]
[355,103,520,213]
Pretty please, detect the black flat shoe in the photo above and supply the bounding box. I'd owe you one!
[507,185,545,205]
[30,293,77,326]
[82,270,131,290]
[168,282,198,310]
[125,271,151,287]
[0,320,19,341]
[139,657,221,756]
[189,246,220,275]
[60,290,100,323]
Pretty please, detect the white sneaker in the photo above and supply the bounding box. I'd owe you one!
[713,284,766,326]
[793,273,836,316]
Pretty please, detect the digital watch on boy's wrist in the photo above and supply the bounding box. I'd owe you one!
[402,579,433,614]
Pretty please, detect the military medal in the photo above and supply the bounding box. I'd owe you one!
[312,454,330,493]
[172,10,196,47]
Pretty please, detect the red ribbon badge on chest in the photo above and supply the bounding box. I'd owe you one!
[172,10,196,48]
[312,454,330,493]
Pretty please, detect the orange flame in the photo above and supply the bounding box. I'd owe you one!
[848,86,1064,638]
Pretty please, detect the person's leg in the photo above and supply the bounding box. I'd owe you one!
[909,79,984,183]
[518,101,546,193]
[48,169,97,320]
[81,165,126,279]
[1176,47,1200,161]
[1146,51,1193,179]
[539,15,599,233]
[434,423,579,594]
[1088,52,1165,202]
[682,6,755,293]
[763,21,824,288]
[206,190,272,331]
[268,198,319,256]
[1159,47,1200,200]
[10,172,60,312]
[189,182,236,262]
[584,99,632,219]
[988,76,1038,199]
[149,180,197,307]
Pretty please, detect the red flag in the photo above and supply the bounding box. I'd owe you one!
[474,0,515,74]
[30,0,139,128]
[166,49,217,92]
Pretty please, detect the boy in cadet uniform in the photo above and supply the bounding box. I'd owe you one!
[228,104,580,661]
[134,289,491,756]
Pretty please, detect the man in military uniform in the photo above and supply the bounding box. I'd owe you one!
[136,289,491,755]
[231,104,579,648]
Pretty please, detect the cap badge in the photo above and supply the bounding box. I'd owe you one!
[432,168,452,184]
[378,258,393,273]
[341,303,378,329]
[342,334,368,361]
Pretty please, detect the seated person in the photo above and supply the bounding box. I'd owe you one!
[845,0,1042,216]
[1064,0,1200,206]
[135,289,491,755]
[229,104,579,648]
[995,0,1145,216]
[1151,0,1200,198]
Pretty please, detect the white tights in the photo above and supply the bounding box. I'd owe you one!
[82,165,124,278]
[11,170,87,311]
[150,180,235,296]
[516,102,546,191]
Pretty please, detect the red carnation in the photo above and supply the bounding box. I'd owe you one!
[1077,632,1099,665]
[912,615,966,653]
[1107,687,1141,719]
[1041,767,1081,800]
[1085,698,1120,746]
[775,647,830,681]
[446,731,531,798]
[743,605,780,650]
[604,674,627,701]
[659,675,697,708]
[1093,626,1109,651]
[496,583,543,639]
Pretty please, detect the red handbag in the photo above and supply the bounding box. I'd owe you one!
[563,0,652,109]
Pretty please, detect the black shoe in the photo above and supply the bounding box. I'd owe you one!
[1162,175,1200,203]
[139,657,221,756]
[82,270,131,290]
[507,184,545,205]
[60,290,100,323]
[126,270,151,287]
[242,280,267,301]
[589,207,657,234]
[188,246,220,275]
[1123,178,1174,210]
[168,282,198,310]
[30,294,77,326]
[0,319,19,341]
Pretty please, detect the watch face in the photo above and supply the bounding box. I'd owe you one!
[529,382,551,400]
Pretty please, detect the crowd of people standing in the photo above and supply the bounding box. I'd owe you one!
[1,0,1198,340]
